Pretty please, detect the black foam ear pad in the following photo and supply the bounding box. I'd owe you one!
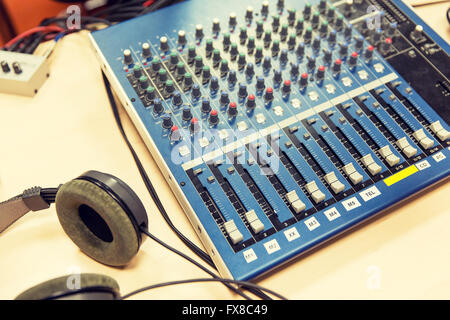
[15,273,120,300]
[55,177,142,267]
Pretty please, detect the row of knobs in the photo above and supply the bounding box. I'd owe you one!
[123,0,352,65]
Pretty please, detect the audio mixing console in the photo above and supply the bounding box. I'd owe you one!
[90,0,450,281]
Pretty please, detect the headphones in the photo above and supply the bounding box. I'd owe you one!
[0,170,148,299]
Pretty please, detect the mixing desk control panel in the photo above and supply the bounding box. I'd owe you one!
[90,0,450,280]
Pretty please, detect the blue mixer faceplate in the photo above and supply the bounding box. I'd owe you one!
[90,0,450,280]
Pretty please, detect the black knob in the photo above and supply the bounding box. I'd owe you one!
[272,39,280,55]
[176,62,185,76]
[246,94,256,110]
[209,110,219,125]
[280,49,288,64]
[272,15,280,31]
[230,43,239,58]
[239,27,248,43]
[256,77,265,91]
[316,65,325,82]
[355,35,364,51]
[335,15,344,31]
[195,55,203,71]
[146,86,156,101]
[287,8,296,25]
[328,30,337,46]
[299,73,308,89]
[304,27,313,43]
[339,43,348,57]
[264,30,272,44]
[220,91,230,106]
[190,117,200,134]
[213,49,221,64]
[228,102,238,118]
[318,0,327,13]
[212,18,220,33]
[165,79,175,95]
[332,58,342,75]
[282,79,291,95]
[344,25,352,40]
[220,59,229,74]
[202,66,211,81]
[201,98,211,113]
[228,70,237,85]
[142,43,151,58]
[139,75,149,89]
[255,47,263,63]
[229,12,237,28]
[123,49,133,65]
[151,57,161,72]
[184,73,193,88]
[188,45,196,61]
[263,56,271,71]
[223,33,231,48]
[172,91,183,106]
[312,36,321,51]
[245,6,253,20]
[290,63,299,78]
[238,83,248,99]
[311,12,320,28]
[1,61,10,73]
[273,70,283,85]
[178,30,187,46]
[237,53,246,68]
[247,36,255,52]
[153,98,164,114]
[195,24,204,39]
[296,18,304,35]
[162,114,173,129]
[323,49,332,64]
[280,24,289,39]
[319,21,328,37]
[296,42,305,57]
[264,87,274,102]
[307,56,316,70]
[205,39,214,55]
[364,45,374,61]
[170,51,179,66]
[160,36,169,52]
[303,3,312,20]
[210,76,219,91]
[287,34,296,50]
[191,84,201,99]
[158,69,168,83]
[327,6,336,22]
[261,1,269,16]
[133,65,142,78]
[182,106,192,121]
[256,20,264,37]
[245,63,255,78]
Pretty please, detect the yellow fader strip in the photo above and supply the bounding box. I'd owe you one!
[384,165,419,187]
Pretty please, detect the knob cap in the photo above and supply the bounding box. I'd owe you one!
[153,98,164,114]
[162,114,173,129]
[123,49,133,65]
[209,110,219,125]
[299,73,308,89]
[142,43,151,58]
[178,30,187,45]
[246,94,256,110]
[228,102,238,117]
[201,98,212,113]
[264,87,274,102]
[160,36,169,52]
[190,118,200,134]
[182,106,192,121]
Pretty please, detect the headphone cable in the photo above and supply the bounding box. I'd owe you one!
[102,71,273,300]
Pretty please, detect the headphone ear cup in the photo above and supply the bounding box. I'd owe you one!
[15,273,120,300]
[55,179,140,267]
